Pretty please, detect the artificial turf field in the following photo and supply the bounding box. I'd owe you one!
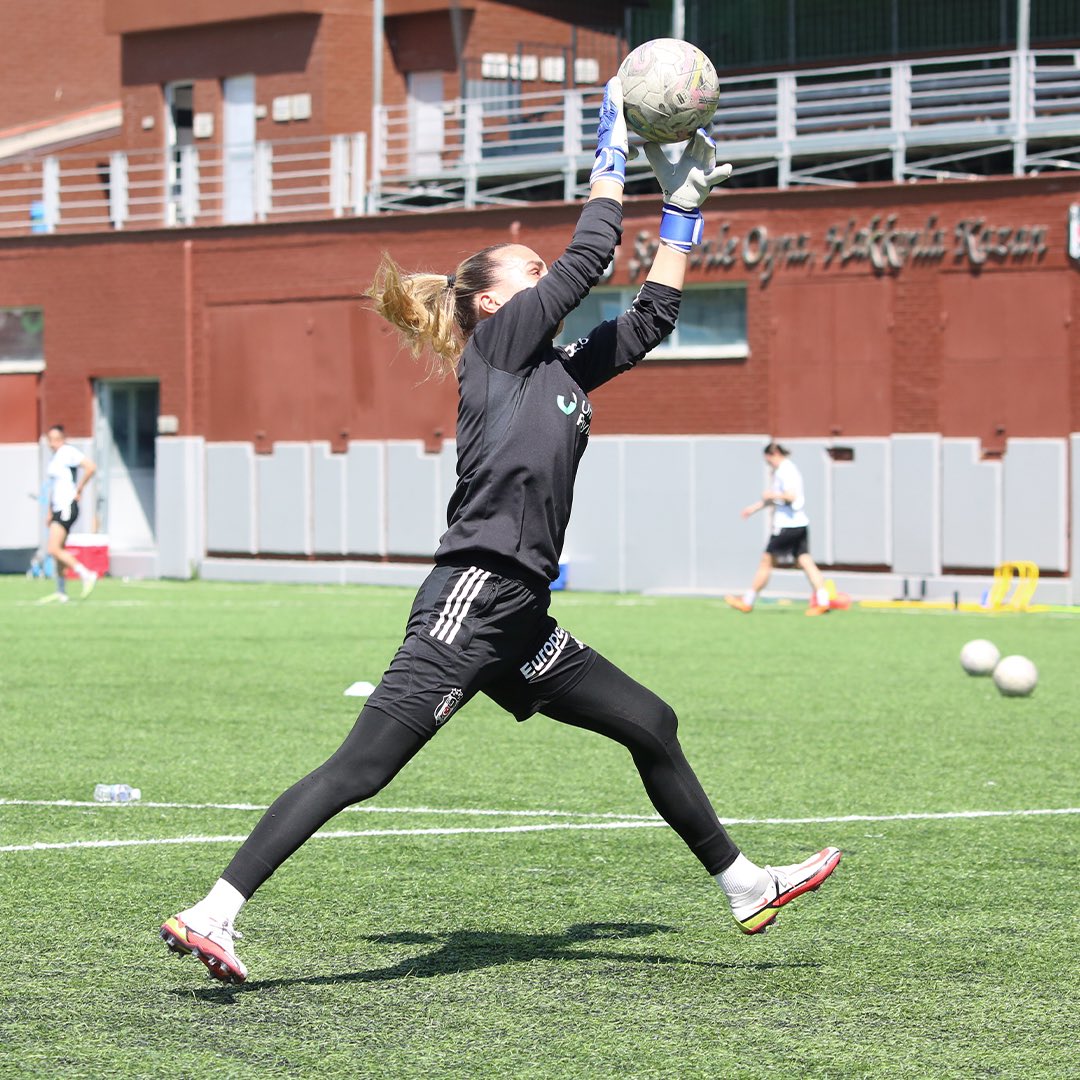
[1,576,1077,1079]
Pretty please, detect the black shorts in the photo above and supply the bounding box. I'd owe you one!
[766,526,809,561]
[50,501,79,531]
[364,561,597,738]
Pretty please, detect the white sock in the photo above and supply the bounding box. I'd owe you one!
[714,853,769,904]
[187,879,246,925]
[73,561,90,580]
[815,587,830,607]
[742,590,756,607]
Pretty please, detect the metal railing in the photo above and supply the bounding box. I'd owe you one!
[371,86,604,211]
[371,48,1080,202]
[0,132,367,236]
[2,48,1079,233]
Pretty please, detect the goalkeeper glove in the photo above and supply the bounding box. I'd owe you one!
[644,129,733,252]
[591,77,630,187]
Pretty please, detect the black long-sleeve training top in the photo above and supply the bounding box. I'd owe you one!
[434,197,682,588]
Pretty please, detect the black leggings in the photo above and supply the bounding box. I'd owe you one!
[542,655,738,875]
[221,655,738,898]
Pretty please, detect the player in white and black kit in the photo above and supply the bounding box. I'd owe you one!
[161,80,841,985]
[725,442,832,616]
[38,424,99,604]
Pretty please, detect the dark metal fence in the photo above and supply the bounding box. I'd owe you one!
[630,0,1080,72]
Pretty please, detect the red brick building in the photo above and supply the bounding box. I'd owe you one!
[2,2,1079,600]
[4,175,1080,450]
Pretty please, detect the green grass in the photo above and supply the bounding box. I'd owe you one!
[1,576,1077,1079]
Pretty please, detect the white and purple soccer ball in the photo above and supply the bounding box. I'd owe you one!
[618,38,720,144]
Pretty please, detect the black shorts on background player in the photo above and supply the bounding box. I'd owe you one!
[50,501,78,530]
[766,525,809,560]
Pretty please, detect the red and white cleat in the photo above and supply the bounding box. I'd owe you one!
[730,847,842,934]
[160,912,248,985]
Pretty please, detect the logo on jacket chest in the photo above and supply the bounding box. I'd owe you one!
[556,393,592,438]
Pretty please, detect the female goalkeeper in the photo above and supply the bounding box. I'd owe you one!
[160,79,840,985]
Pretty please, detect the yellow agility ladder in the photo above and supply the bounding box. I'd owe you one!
[987,561,1039,612]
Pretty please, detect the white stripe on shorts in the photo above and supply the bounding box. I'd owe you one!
[429,567,490,644]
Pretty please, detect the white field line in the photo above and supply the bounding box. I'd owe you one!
[0,799,658,819]
[1,806,1077,855]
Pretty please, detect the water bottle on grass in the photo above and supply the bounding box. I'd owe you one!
[94,784,141,803]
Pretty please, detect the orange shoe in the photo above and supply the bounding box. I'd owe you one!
[724,595,753,613]
[805,604,831,617]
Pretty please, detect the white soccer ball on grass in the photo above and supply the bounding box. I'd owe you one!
[959,639,1000,676]
[992,655,1038,697]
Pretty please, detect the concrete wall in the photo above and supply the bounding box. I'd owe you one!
[2,433,1078,603]
[197,433,1079,604]
[891,435,941,576]
[0,443,42,572]
[566,434,1073,600]
[1002,439,1068,571]
[156,436,205,580]
[942,439,1002,570]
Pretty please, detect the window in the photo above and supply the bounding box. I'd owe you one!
[481,53,510,79]
[558,284,748,360]
[512,55,539,81]
[0,307,44,364]
[573,58,600,84]
[101,381,159,471]
[165,82,195,225]
[541,56,566,83]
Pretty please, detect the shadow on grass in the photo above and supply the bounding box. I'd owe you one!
[171,921,820,1001]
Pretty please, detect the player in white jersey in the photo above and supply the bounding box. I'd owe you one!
[725,442,832,616]
[38,425,99,604]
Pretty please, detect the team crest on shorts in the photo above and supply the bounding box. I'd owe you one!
[434,687,464,726]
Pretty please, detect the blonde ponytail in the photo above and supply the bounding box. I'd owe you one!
[366,243,515,380]
[367,254,461,379]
